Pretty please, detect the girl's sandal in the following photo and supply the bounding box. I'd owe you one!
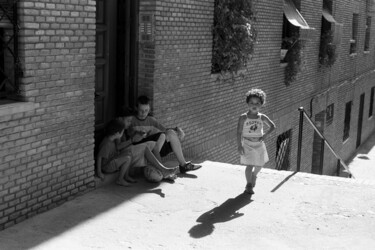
[244,183,254,195]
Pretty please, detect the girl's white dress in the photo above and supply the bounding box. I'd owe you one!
[240,115,269,166]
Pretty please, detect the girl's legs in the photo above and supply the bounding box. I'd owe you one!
[116,155,132,186]
[144,146,177,177]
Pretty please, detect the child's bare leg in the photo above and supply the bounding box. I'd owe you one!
[117,155,132,186]
[166,130,187,166]
[245,165,254,184]
[245,165,255,194]
[153,133,166,162]
[144,147,177,177]
[252,166,262,187]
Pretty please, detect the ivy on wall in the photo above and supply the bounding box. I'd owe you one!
[211,0,257,75]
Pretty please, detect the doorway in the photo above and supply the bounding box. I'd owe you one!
[356,93,365,148]
[311,110,325,175]
[94,0,139,150]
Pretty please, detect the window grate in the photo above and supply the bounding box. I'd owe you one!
[275,129,292,171]
[0,0,21,99]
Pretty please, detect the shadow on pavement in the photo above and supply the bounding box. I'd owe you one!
[188,193,252,238]
[270,171,298,193]
[0,178,170,249]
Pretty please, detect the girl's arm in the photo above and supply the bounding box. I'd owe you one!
[237,114,246,154]
[261,114,276,140]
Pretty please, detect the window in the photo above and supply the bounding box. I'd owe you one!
[275,130,292,171]
[343,101,352,141]
[364,16,371,51]
[326,103,334,125]
[280,0,310,62]
[350,14,359,54]
[0,1,20,99]
[319,0,340,67]
[369,87,375,118]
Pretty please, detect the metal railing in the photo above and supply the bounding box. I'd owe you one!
[296,107,354,178]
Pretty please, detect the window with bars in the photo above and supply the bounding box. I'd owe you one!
[0,0,21,99]
[364,16,371,51]
[343,101,352,141]
[369,87,375,118]
[350,13,359,54]
[275,129,292,171]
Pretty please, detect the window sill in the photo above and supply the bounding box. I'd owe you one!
[364,50,370,54]
[349,53,357,57]
[210,69,247,81]
[280,62,288,68]
[0,100,39,116]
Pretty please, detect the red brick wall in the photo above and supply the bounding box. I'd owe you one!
[0,0,96,230]
[138,0,375,175]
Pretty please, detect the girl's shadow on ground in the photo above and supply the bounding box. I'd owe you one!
[188,193,252,238]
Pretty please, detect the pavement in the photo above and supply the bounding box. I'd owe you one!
[0,133,375,250]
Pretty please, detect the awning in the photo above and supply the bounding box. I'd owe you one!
[322,7,337,23]
[283,0,310,29]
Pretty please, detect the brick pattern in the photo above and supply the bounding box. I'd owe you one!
[138,0,375,174]
[0,0,96,230]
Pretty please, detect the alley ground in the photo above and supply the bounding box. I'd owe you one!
[0,133,375,250]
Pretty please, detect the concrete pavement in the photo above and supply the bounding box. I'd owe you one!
[0,158,375,250]
[348,131,375,181]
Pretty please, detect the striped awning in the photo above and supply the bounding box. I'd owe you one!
[283,0,310,29]
[322,7,337,23]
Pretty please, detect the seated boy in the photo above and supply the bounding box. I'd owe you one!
[116,108,178,180]
[96,119,133,186]
[128,95,202,174]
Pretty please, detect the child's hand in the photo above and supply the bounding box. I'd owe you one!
[133,131,147,142]
[97,173,105,181]
[238,145,244,155]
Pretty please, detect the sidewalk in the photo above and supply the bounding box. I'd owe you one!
[0,160,375,250]
[347,131,375,180]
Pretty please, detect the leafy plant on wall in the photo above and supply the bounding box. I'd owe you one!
[283,37,305,85]
[211,0,257,75]
[319,30,337,68]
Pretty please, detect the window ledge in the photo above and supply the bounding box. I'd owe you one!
[280,62,288,68]
[0,100,39,116]
[364,50,370,54]
[349,53,357,57]
[211,69,247,80]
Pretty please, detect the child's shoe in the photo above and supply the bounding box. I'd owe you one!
[164,167,178,178]
[179,161,202,173]
[244,183,254,195]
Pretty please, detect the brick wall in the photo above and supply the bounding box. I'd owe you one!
[139,0,375,175]
[0,0,96,230]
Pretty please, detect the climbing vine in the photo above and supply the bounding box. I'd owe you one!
[211,0,257,75]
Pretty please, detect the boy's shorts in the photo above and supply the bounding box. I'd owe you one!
[102,151,131,173]
[133,132,173,157]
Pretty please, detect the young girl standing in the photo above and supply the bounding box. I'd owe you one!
[237,89,276,195]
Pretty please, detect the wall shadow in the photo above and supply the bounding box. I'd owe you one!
[0,178,170,249]
[188,193,252,238]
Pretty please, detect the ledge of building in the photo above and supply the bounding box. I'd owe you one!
[0,100,39,116]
